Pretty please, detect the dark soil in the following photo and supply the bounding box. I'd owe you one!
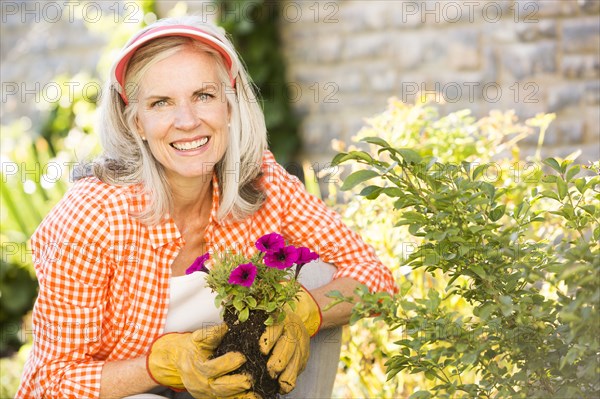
[214,307,280,399]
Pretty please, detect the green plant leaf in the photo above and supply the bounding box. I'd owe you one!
[581,205,597,216]
[565,164,581,182]
[490,205,506,222]
[341,170,380,191]
[540,190,560,201]
[559,264,591,281]
[266,302,277,313]
[556,177,568,200]
[233,297,244,311]
[409,391,432,399]
[386,366,404,381]
[458,384,480,395]
[474,303,495,320]
[574,177,586,194]
[360,185,384,199]
[397,148,422,164]
[332,151,374,166]
[560,159,573,174]
[470,265,486,279]
[514,201,530,219]
[331,152,349,166]
[382,187,404,197]
[498,295,514,316]
[543,158,561,173]
[326,290,345,299]
[427,290,441,312]
[361,136,392,147]
[472,164,487,180]
[462,352,478,365]
[480,182,496,201]
[245,297,257,308]
[468,225,485,234]
[239,307,249,323]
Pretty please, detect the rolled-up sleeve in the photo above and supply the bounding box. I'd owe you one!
[280,171,398,294]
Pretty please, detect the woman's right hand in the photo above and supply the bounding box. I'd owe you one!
[147,324,255,398]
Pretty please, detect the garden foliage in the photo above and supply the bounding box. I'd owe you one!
[330,99,599,398]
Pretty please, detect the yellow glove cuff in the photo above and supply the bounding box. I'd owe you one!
[146,332,189,391]
[296,286,322,336]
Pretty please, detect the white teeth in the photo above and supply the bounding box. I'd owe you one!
[172,137,209,151]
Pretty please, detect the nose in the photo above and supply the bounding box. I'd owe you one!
[173,101,199,131]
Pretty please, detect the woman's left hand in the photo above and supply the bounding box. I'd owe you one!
[259,310,310,394]
[258,287,321,394]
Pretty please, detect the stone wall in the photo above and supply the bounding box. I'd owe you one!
[0,1,212,129]
[2,0,598,165]
[1,0,110,127]
[278,0,600,166]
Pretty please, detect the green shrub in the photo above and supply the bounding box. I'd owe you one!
[330,99,599,398]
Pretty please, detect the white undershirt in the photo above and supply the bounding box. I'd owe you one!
[162,272,223,333]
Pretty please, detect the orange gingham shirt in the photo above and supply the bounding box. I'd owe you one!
[16,151,397,399]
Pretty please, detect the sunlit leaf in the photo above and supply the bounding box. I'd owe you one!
[543,158,561,173]
[341,170,381,191]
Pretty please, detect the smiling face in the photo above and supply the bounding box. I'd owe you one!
[134,46,229,186]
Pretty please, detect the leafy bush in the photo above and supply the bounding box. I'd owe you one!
[330,99,599,398]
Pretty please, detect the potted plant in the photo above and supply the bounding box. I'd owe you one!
[187,232,318,398]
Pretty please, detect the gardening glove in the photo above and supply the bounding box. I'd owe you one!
[291,286,322,336]
[259,286,322,394]
[147,324,253,399]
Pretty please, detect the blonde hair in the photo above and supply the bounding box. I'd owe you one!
[87,16,267,225]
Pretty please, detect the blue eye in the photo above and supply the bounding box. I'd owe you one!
[197,93,214,102]
[151,99,167,107]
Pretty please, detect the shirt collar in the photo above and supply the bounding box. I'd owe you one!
[145,217,182,249]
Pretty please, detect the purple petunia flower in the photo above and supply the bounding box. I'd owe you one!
[296,247,319,266]
[256,232,285,253]
[264,245,300,269]
[294,247,319,279]
[228,262,258,287]
[185,253,210,275]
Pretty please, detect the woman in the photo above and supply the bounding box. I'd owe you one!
[16,16,397,399]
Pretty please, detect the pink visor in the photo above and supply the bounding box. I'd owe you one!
[110,25,239,104]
